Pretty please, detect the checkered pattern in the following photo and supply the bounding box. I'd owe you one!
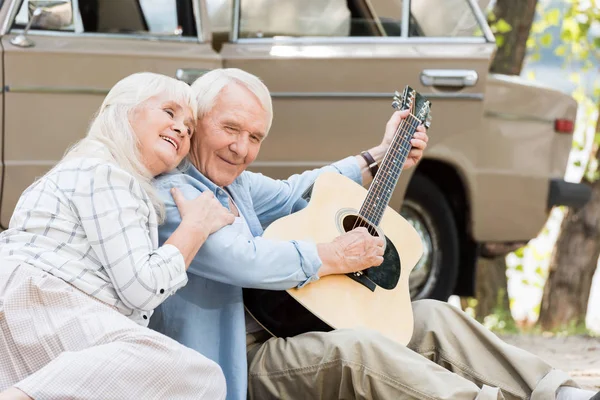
[0,158,188,325]
[0,261,226,399]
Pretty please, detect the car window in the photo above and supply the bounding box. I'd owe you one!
[15,0,76,32]
[227,0,489,39]
[14,0,197,37]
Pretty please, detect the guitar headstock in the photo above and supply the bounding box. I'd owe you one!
[392,86,432,129]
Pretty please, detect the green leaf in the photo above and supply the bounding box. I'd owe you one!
[514,247,525,258]
[515,264,524,273]
[495,18,512,34]
[496,35,505,47]
[574,160,582,167]
[569,72,581,84]
[554,45,567,56]
[545,9,561,26]
[540,32,553,47]
[526,37,536,49]
[530,52,542,62]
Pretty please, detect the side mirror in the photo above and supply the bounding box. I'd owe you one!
[10,7,43,48]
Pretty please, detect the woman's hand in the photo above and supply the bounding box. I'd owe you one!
[317,227,385,277]
[171,188,235,235]
[166,188,235,269]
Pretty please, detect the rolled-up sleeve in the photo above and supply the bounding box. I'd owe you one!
[249,156,362,228]
[71,164,188,311]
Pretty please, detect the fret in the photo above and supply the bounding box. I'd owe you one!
[359,116,420,226]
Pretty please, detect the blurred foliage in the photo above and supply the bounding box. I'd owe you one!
[486,1,600,331]
[487,11,513,48]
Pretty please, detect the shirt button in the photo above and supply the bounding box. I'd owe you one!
[159,289,165,294]
[143,315,148,320]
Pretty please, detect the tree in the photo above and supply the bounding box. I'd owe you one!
[469,0,539,324]
[539,107,600,330]
[488,0,539,74]
[529,0,600,330]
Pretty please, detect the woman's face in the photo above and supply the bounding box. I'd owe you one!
[129,93,195,176]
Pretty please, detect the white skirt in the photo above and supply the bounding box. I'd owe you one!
[0,260,225,399]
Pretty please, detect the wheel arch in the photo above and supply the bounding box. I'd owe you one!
[413,159,478,297]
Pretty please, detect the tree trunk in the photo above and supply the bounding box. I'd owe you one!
[538,105,600,330]
[464,0,539,321]
[488,0,539,75]
[475,256,513,321]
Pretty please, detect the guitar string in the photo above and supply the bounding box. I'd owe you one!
[364,116,420,224]
[362,118,418,223]
[355,114,421,230]
[361,117,419,225]
[351,115,409,231]
[354,114,419,229]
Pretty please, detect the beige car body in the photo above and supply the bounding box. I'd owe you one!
[0,0,588,298]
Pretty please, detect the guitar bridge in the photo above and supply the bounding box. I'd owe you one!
[347,271,377,292]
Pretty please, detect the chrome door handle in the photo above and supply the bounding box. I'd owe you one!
[176,68,211,85]
[420,69,479,87]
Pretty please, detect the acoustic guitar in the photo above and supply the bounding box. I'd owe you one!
[244,86,432,345]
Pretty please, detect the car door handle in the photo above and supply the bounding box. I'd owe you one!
[176,68,211,85]
[420,69,479,87]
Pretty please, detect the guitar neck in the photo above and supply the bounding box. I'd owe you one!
[359,115,421,226]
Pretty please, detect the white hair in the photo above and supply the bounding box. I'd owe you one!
[190,68,273,133]
[64,72,197,222]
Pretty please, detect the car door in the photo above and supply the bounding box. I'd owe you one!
[219,0,496,211]
[0,0,221,227]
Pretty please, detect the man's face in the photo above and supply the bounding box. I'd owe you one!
[192,83,268,187]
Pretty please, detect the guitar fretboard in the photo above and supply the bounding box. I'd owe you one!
[359,115,421,226]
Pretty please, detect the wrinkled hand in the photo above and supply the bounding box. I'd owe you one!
[381,110,429,170]
[317,227,385,277]
[171,188,235,235]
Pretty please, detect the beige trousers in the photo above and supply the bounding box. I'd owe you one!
[247,300,577,400]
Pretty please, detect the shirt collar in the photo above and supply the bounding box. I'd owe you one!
[177,159,242,195]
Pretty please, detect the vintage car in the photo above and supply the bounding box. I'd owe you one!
[0,0,590,300]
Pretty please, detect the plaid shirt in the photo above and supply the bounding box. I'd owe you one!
[0,158,187,326]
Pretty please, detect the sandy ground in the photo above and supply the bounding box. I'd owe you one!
[500,334,600,391]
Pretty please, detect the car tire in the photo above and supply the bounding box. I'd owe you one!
[400,173,459,301]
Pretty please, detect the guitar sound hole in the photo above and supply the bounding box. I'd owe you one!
[342,214,379,237]
[341,214,401,290]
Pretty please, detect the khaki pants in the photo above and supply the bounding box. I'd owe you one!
[247,300,577,400]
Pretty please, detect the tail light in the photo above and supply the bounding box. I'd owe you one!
[555,119,575,134]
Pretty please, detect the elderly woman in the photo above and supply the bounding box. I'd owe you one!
[0,72,234,400]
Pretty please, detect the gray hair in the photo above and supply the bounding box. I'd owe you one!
[64,72,197,222]
[191,68,273,134]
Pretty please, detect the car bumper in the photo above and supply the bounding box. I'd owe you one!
[547,178,592,209]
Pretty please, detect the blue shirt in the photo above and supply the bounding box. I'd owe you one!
[150,156,362,400]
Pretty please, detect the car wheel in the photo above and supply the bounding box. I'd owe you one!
[400,173,459,301]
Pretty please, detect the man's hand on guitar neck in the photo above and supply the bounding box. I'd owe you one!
[316,227,385,277]
[357,109,429,186]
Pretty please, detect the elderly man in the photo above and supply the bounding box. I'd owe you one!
[150,68,597,400]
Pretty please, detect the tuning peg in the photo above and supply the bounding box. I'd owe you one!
[394,90,400,98]
[392,100,401,109]
[425,114,433,129]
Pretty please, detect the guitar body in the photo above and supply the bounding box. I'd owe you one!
[244,171,424,345]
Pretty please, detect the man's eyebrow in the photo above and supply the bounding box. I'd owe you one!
[222,119,265,138]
